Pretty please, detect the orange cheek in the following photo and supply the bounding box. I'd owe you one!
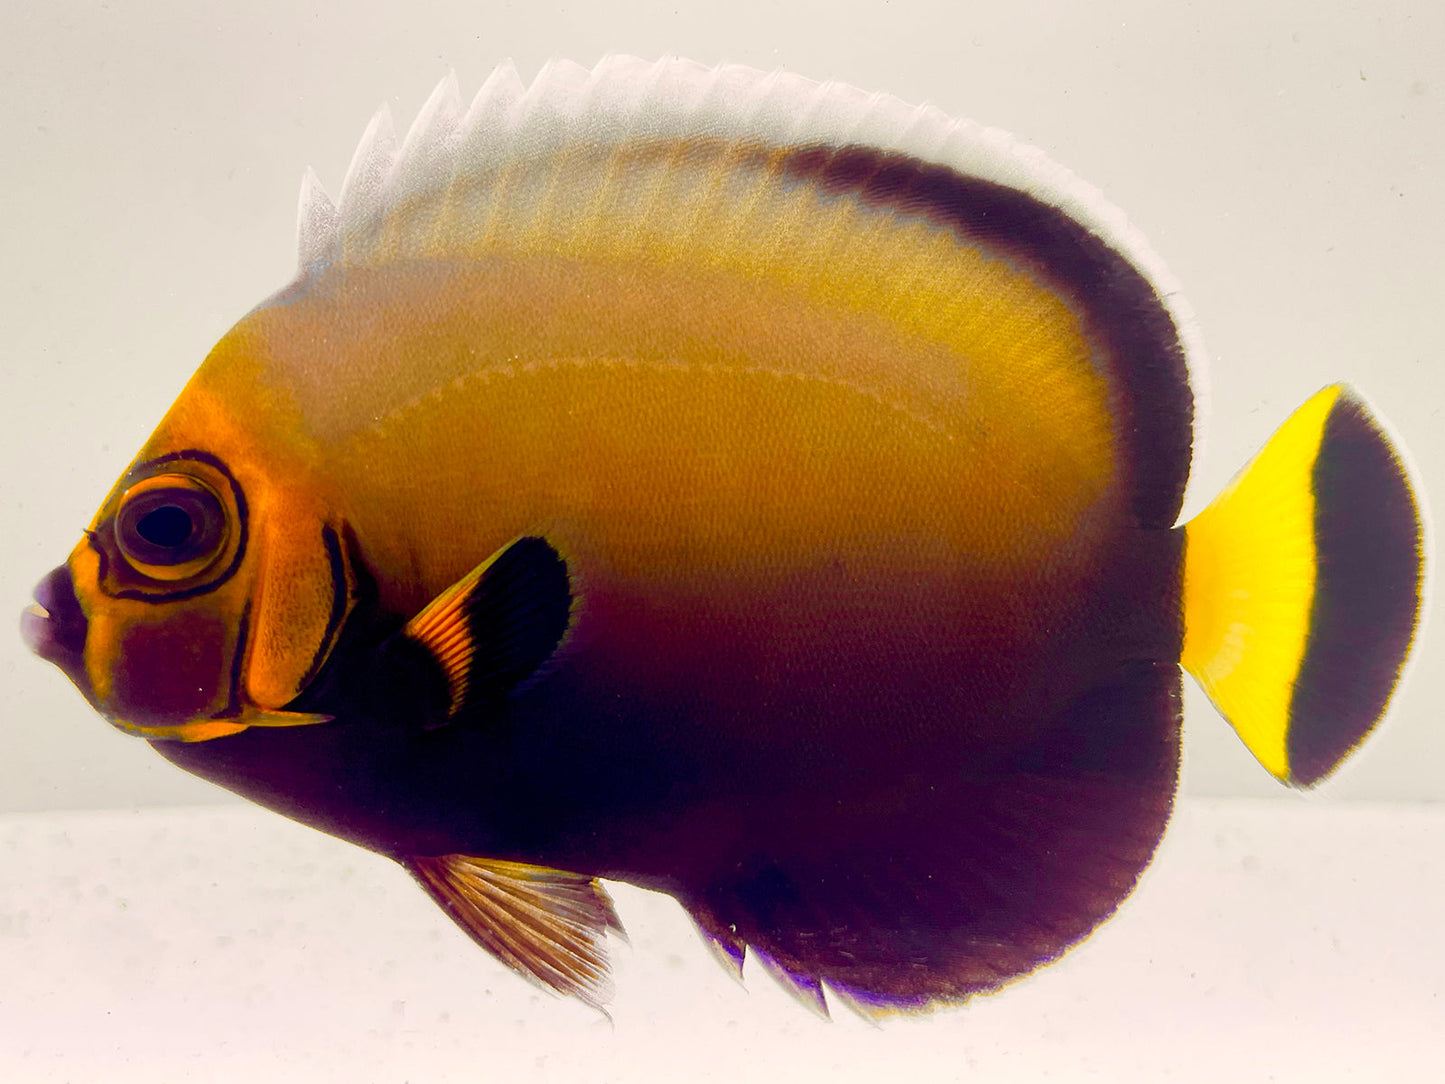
[109,610,232,727]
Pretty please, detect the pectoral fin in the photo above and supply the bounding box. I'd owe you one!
[403,537,572,725]
[406,854,624,1008]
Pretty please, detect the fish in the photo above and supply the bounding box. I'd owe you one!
[20,56,1424,1016]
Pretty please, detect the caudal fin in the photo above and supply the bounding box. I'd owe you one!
[1181,385,1423,786]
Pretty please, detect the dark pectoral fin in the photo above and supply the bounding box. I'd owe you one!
[404,537,573,725]
[406,854,624,1008]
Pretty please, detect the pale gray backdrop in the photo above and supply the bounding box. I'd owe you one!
[3,0,1440,813]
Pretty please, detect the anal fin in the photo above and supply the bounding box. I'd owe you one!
[406,854,624,1008]
[689,908,746,982]
[679,661,1182,1013]
[755,950,830,1019]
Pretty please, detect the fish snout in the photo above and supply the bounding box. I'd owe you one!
[23,564,93,697]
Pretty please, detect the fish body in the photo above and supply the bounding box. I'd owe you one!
[23,58,1423,1013]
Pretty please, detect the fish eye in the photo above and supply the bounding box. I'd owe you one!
[115,474,229,581]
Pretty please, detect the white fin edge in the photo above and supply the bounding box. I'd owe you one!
[292,55,1206,436]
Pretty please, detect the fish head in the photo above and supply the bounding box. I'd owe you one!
[23,320,353,741]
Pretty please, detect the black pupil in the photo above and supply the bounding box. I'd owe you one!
[136,505,194,548]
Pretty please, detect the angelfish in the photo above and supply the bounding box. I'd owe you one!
[22,58,1424,1015]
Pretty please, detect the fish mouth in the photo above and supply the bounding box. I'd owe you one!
[22,564,93,699]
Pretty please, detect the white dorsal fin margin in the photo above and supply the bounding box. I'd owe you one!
[289,55,1205,400]
[295,167,338,271]
[334,104,397,262]
[389,70,463,203]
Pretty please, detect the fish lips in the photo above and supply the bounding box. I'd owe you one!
[22,564,94,700]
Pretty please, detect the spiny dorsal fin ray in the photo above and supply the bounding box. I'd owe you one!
[403,537,572,723]
[295,168,337,271]
[394,71,462,187]
[407,854,624,1009]
[334,104,396,261]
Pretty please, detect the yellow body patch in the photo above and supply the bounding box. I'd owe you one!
[1181,385,1341,778]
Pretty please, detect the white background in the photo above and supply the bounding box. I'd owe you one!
[0,3,1441,1080]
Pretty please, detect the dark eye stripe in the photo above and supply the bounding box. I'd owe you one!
[219,600,252,718]
[294,524,353,694]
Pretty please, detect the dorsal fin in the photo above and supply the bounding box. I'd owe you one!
[407,854,624,1009]
[334,104,397,260]
[296,168,338,270]
[291,56,1197,356]
[288,57,1199,527]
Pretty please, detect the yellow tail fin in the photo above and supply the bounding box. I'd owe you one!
[1181,385,1423,786]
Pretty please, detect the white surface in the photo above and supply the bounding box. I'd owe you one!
[1,798,1440,1082]
[1,5,1441,807]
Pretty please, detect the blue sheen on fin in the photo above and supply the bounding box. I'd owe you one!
[690,914,746,982]
[824,982,905,1024]
[754,950,829,1019]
